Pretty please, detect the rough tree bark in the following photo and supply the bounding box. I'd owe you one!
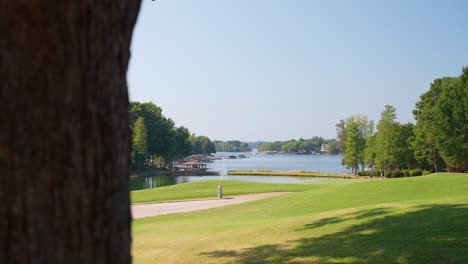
[1,0,141,263]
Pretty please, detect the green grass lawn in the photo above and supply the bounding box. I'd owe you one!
[131,180,329,204]
[132,173,468,263]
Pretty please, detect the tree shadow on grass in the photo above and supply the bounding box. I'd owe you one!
[298,207,391,231]
[201,204,468,263]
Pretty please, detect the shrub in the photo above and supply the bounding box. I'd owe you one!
[384,169,392,178]
[401,170,411,177]
[357,170,370,176]
[422,170,431,176]
[410,169,423,176]
[357,170,384,177]
[391,168,402,178]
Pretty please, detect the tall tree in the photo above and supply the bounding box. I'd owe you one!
[364,121,376,172]
[190,135,216,155]
[433,70,468,170]
[411,78,448,171]
[412,69,468,172]
[173,127,193,160]
[325,139,340,155]
[335,119,347,154]
[395,122,417,169]
[132,117,149,169]
[338,115,370,173]
[129,102,175,163]
[1,1,141,263]
[374,105,400,172]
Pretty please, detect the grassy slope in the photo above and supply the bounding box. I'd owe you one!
[132,173,468,263]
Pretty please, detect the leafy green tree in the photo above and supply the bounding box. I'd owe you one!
[411,78,448,171]
[395,123,417,169]
[190,135,216,154]
[129,101,200,167]
[337,115,371,173]
[341,118,359,172]
[213,140,252,152]
[325,139,340,155]
[239,142,251,152]
[364,121,376,173]
[412,68,468,172]
[132,117,148,169]
[174,127,192,159]
[129,102,175,164]
[374,105,399,172]
[433,70,468,170]
[257,137,324,153]
[335,119,346,154]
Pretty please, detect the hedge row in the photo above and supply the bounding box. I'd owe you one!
[357,170,383,176]
[357,168,431,178]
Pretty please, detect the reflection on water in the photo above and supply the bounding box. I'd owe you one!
[130,175,177,190]
[130,153,346,191]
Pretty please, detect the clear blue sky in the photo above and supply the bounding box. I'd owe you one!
[128,0,468,142]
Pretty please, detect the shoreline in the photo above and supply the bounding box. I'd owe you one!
[130,169,218,179]
[130,169,359,179]
[228,170,357,178]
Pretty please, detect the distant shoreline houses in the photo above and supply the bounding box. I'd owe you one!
[263,144,329,155]
[173,153,249,171]
[173,146,332,171]
[173,154,216,171]
[320,144,329,154]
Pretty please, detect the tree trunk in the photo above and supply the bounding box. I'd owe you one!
[0,1,141,263]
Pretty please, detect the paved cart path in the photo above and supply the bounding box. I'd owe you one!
[132,192,291,218]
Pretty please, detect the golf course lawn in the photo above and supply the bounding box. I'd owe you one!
[131,180,323,204]
[132,173,468,263]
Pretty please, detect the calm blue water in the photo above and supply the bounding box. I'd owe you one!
[130,153,346,190]
[210,152,346,173]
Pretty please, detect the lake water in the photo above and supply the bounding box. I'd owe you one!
[209,152,346,173]
[130,153,346,191]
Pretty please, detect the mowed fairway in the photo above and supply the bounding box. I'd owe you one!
[131,180,317,204]
[132,173,468,263]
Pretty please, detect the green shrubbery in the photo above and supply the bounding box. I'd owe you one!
[357,168,431,178]
[356,170,370,176]
[357,170,383,176]
[390,168,401,178]
[410,169,422,176]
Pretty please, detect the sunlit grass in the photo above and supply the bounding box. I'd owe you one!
[131,180,330,204]
[132,173,468,263]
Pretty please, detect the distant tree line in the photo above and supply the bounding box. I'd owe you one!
[338,67,467,176]
[213,140,252,152]
[191,135,216,154]
[246,141,267,149]
[257,137,339,155]
[129,102,215,170]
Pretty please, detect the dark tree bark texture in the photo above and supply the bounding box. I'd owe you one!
[1,1,141,263]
